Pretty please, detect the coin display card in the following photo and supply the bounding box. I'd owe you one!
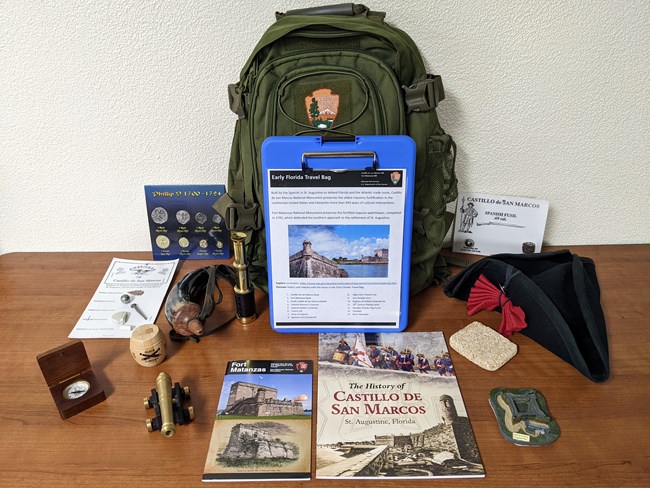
[144,184,230,260]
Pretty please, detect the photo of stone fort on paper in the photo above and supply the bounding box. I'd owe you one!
[202,373,313,476]
[288,225,390,278]
[217,374,312,418]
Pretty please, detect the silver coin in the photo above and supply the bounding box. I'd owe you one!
[176,210,190,225]
[151,207,168,224]
[195,212,207,224]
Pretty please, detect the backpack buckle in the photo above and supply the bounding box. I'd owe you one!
[225,203,263,231]
[228,84,246,119]
[403,75,445,114]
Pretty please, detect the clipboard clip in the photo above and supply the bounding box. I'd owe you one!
[301,151,378,173]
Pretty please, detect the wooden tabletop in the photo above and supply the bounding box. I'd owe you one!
[0,246,648,487]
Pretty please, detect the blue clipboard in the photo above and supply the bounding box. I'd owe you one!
[262,135,415,333]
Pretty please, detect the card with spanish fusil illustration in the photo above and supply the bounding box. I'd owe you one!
[452,192,549,256]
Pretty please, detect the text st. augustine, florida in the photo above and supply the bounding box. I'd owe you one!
[331,390,426,415]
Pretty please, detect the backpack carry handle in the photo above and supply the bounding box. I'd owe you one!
[276,3,370,19]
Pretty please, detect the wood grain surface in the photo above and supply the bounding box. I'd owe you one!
[0,246,648,487]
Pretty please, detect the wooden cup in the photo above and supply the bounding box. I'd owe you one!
[129,324,167,367]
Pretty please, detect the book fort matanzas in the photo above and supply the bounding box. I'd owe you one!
[317,332,485,479]
[202,360,313,482]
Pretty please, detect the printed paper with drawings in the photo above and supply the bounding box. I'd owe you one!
[69,258,178,339]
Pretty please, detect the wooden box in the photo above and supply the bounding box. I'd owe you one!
[37,340,106,419]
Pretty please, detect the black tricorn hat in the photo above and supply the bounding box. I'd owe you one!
[444,250,610,383]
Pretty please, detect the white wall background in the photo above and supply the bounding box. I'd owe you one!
[1,0,648,254]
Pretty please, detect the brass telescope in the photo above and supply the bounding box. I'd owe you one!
[230,231,257,324]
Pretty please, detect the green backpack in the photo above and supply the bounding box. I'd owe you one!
[215,3,458,295]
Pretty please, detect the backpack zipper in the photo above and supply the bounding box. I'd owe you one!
[246,49,405,197]
[271,67,383,135]
[252,50,404,132]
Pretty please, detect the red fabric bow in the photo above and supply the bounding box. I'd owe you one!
[467,274,527,337]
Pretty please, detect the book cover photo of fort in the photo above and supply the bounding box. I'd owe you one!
[316,332,485,479]
[288,224,390,279]
[202,360,313,482]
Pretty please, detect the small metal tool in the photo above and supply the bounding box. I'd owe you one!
[131,303,148,320]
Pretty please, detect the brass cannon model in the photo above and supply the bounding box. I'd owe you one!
[144,372,194,437]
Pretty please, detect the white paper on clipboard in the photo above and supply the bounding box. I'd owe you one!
[262,136,415,333]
